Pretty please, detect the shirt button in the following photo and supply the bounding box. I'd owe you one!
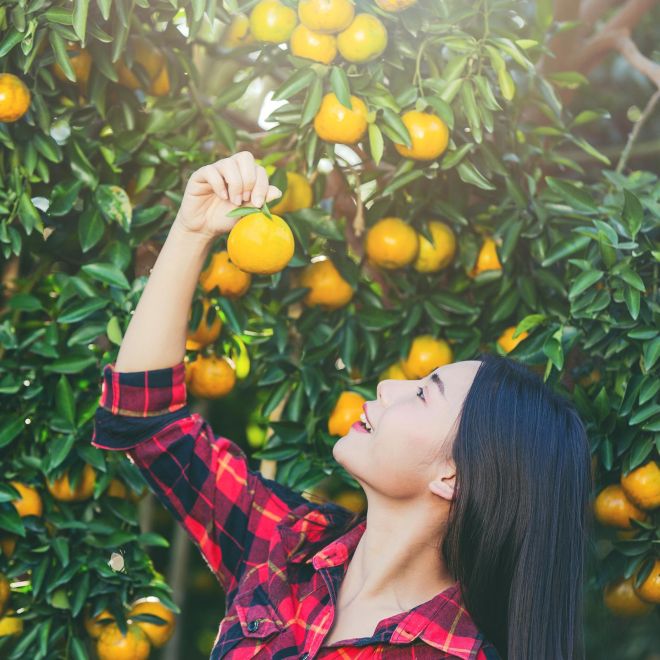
[246,620,260,632]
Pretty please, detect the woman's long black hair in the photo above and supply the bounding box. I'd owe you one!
[297,352,594,659]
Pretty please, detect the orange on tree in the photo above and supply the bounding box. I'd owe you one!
[365,217,419,269]
[46,463,96,502]
[379,361,407,380]
[269,171,314,214]
[578,368,601,388]
[149,63,170,96]
[227,212,295,274]
[200,251,252,298]
[593,484,647,529]
[299,257,354,310]
[401,335,453,379]
[333,488,367,513]
[107,479,128,499]
[0,573,9,616]
[337,13,388,63]
[290,24,337,64]
[413,221,456,273]
[375,0,417,11]
[52,44,92,85]
[393,110,449,160]
[84,609,115,639]
[115,37,165,90]
[246,421,268,449]
[313,93,368,144]
[222,13,255,48]
[603,577,654,617]
[249,0,297,43]
[186,298,222,351]
[328,391,367,436]
[634,558,660,604]
[187,354,237,399]
[0,610,23,637]
[298,0,355,33]
[497,326,529,354]
[0,536,16,558]
[620,460,660,510]
[9,481,42,518]
[96,622,150,660]
[128,596,176,648]
[469,236,502,277]
[184,354,197,388]
[0,73,31,123]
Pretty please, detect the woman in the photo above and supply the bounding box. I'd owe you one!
[92,151,593,659]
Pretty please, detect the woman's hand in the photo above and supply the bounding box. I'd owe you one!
[173,151,282,239]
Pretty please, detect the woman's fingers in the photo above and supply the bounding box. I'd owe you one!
[201,164,229,201]
[251,166,269,207]
[265,185,283,203]
[235,151,257,202]
[218,158,243,206]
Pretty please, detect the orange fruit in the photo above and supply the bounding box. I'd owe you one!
[246,422,268,449]
[184,354,197,388]
[290,24,337,64]
[603,577,654,617]
[0,573,9,616]
[186,298,222,351]
[620,461,660,510]
[128,597,176,648]
[115,37,165,90]
[401,335,453,379]
[593,484,647,529]
[149,64,170,96]
[0,536,15,558]
[9,482,42,518]
[200,251,252,298]
[227,212,295,274]
[413,221,456,272]
[328,391,367,436]
[393,110,449,160]
[365,217,419,269]
[107,479,128,499]
[333,489,367,513]
[299,257,354,310]
[52,45,92,85]
[337,13,388,63]
[379,362,407,380]
[634,558,660,604]
[249,0,297,43]
[84,609,115,639]
[469,236,502,277]
[187,354,236,399]
[578,368,601,387]
[96,622,150,660]
[496,326,529,354]
[269,172,314,214]
[0,73,31,123]
[46,463,96,502]
[313,93,368,144]
[0,610,23,637]
[298,0,355,33]
[222,13,255,48]
[375,0,417,10]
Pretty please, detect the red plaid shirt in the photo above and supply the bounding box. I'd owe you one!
[92,361,500,659]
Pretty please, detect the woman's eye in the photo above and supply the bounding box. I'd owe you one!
[416,386,425,401]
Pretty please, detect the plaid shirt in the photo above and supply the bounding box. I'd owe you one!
[92,361,500,659]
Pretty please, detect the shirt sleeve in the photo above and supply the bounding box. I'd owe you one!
[91,360,309,599]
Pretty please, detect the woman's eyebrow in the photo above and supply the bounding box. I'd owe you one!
[431,372,445,396]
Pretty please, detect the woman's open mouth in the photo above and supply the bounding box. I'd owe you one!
[351,412,373,434]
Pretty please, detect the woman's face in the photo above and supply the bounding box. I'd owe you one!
[332,360,482,500]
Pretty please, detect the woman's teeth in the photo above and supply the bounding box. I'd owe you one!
[360,412,373,432]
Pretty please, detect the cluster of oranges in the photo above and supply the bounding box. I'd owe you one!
[593,460,660,616]
[84,597,176,659]
[0,571,21,638]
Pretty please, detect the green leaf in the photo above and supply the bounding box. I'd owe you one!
[78,206,105,252]
[56,376,76,426]
[568,270,603,299]
[58,299,107,323]
[545,177,597,212]
[49,29,76,82]
[0,417,24,449]
[460,81,481,143]
[623,285,640,320]
[457,161,495,190]
[73,0,90,43]
[622,189,643,238]
[81,262,131,290]
[541,234,590,266]
[381,107,412,148]
[95,185,132,231]
[216,78,252,107]
[368,123,384,165]
[515,314,546,335]
[0,506,25,536]
[50,180,84,216]
[440,143,473,170]
[642,338,660,372]
[300,76,323,127]
[570,136,611,166]
[272,67,316,101]
[330,66,351,108]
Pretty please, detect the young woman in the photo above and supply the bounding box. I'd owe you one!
[92,151,593,659]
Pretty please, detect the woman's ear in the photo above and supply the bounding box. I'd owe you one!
[429,471,456,501]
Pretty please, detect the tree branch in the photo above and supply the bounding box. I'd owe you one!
[616,88,660,172]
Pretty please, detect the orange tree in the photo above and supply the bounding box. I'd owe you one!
[0,0,658,657]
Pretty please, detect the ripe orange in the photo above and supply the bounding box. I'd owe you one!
[184,354,197,388]
[107,479,128,499]
[413,221,456,272]
[333,489,367,513]
[115,37,165,90]
[187,354,237,399]
[200,251,252,298]
[375,0,417,10]
[393,111,449,160]
[222,13,255,48]
[52,45,92,85]
[299,257,354,310]
[227,212,295,274]
[149,64,170,96]
[593,484,647,529]
[634,558,660,604]
[620,460,660,510]
[96,622,151,660]
[9,482,42,518]
[298,0,355,33]
[401,336,453,379]
[269,172,314,214]
[379,362,407,380]
[469,236,502,277]
[328,391,367,436]
[0,537,16,558]
[186,298,222,351]
[46,464,96,502]
[249,0,297,43]
[290,24,337,64]
[128,597,176,648]
[578,368,601,388]
[337,14,388,63]
[0,610,23,637]
[0,573,9,616]
[496,326,529,354]
[603,577,654,617]
[0,73,31,123]
[365,217,419,269]
[314,93,368,144]
[84,609,115,638]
